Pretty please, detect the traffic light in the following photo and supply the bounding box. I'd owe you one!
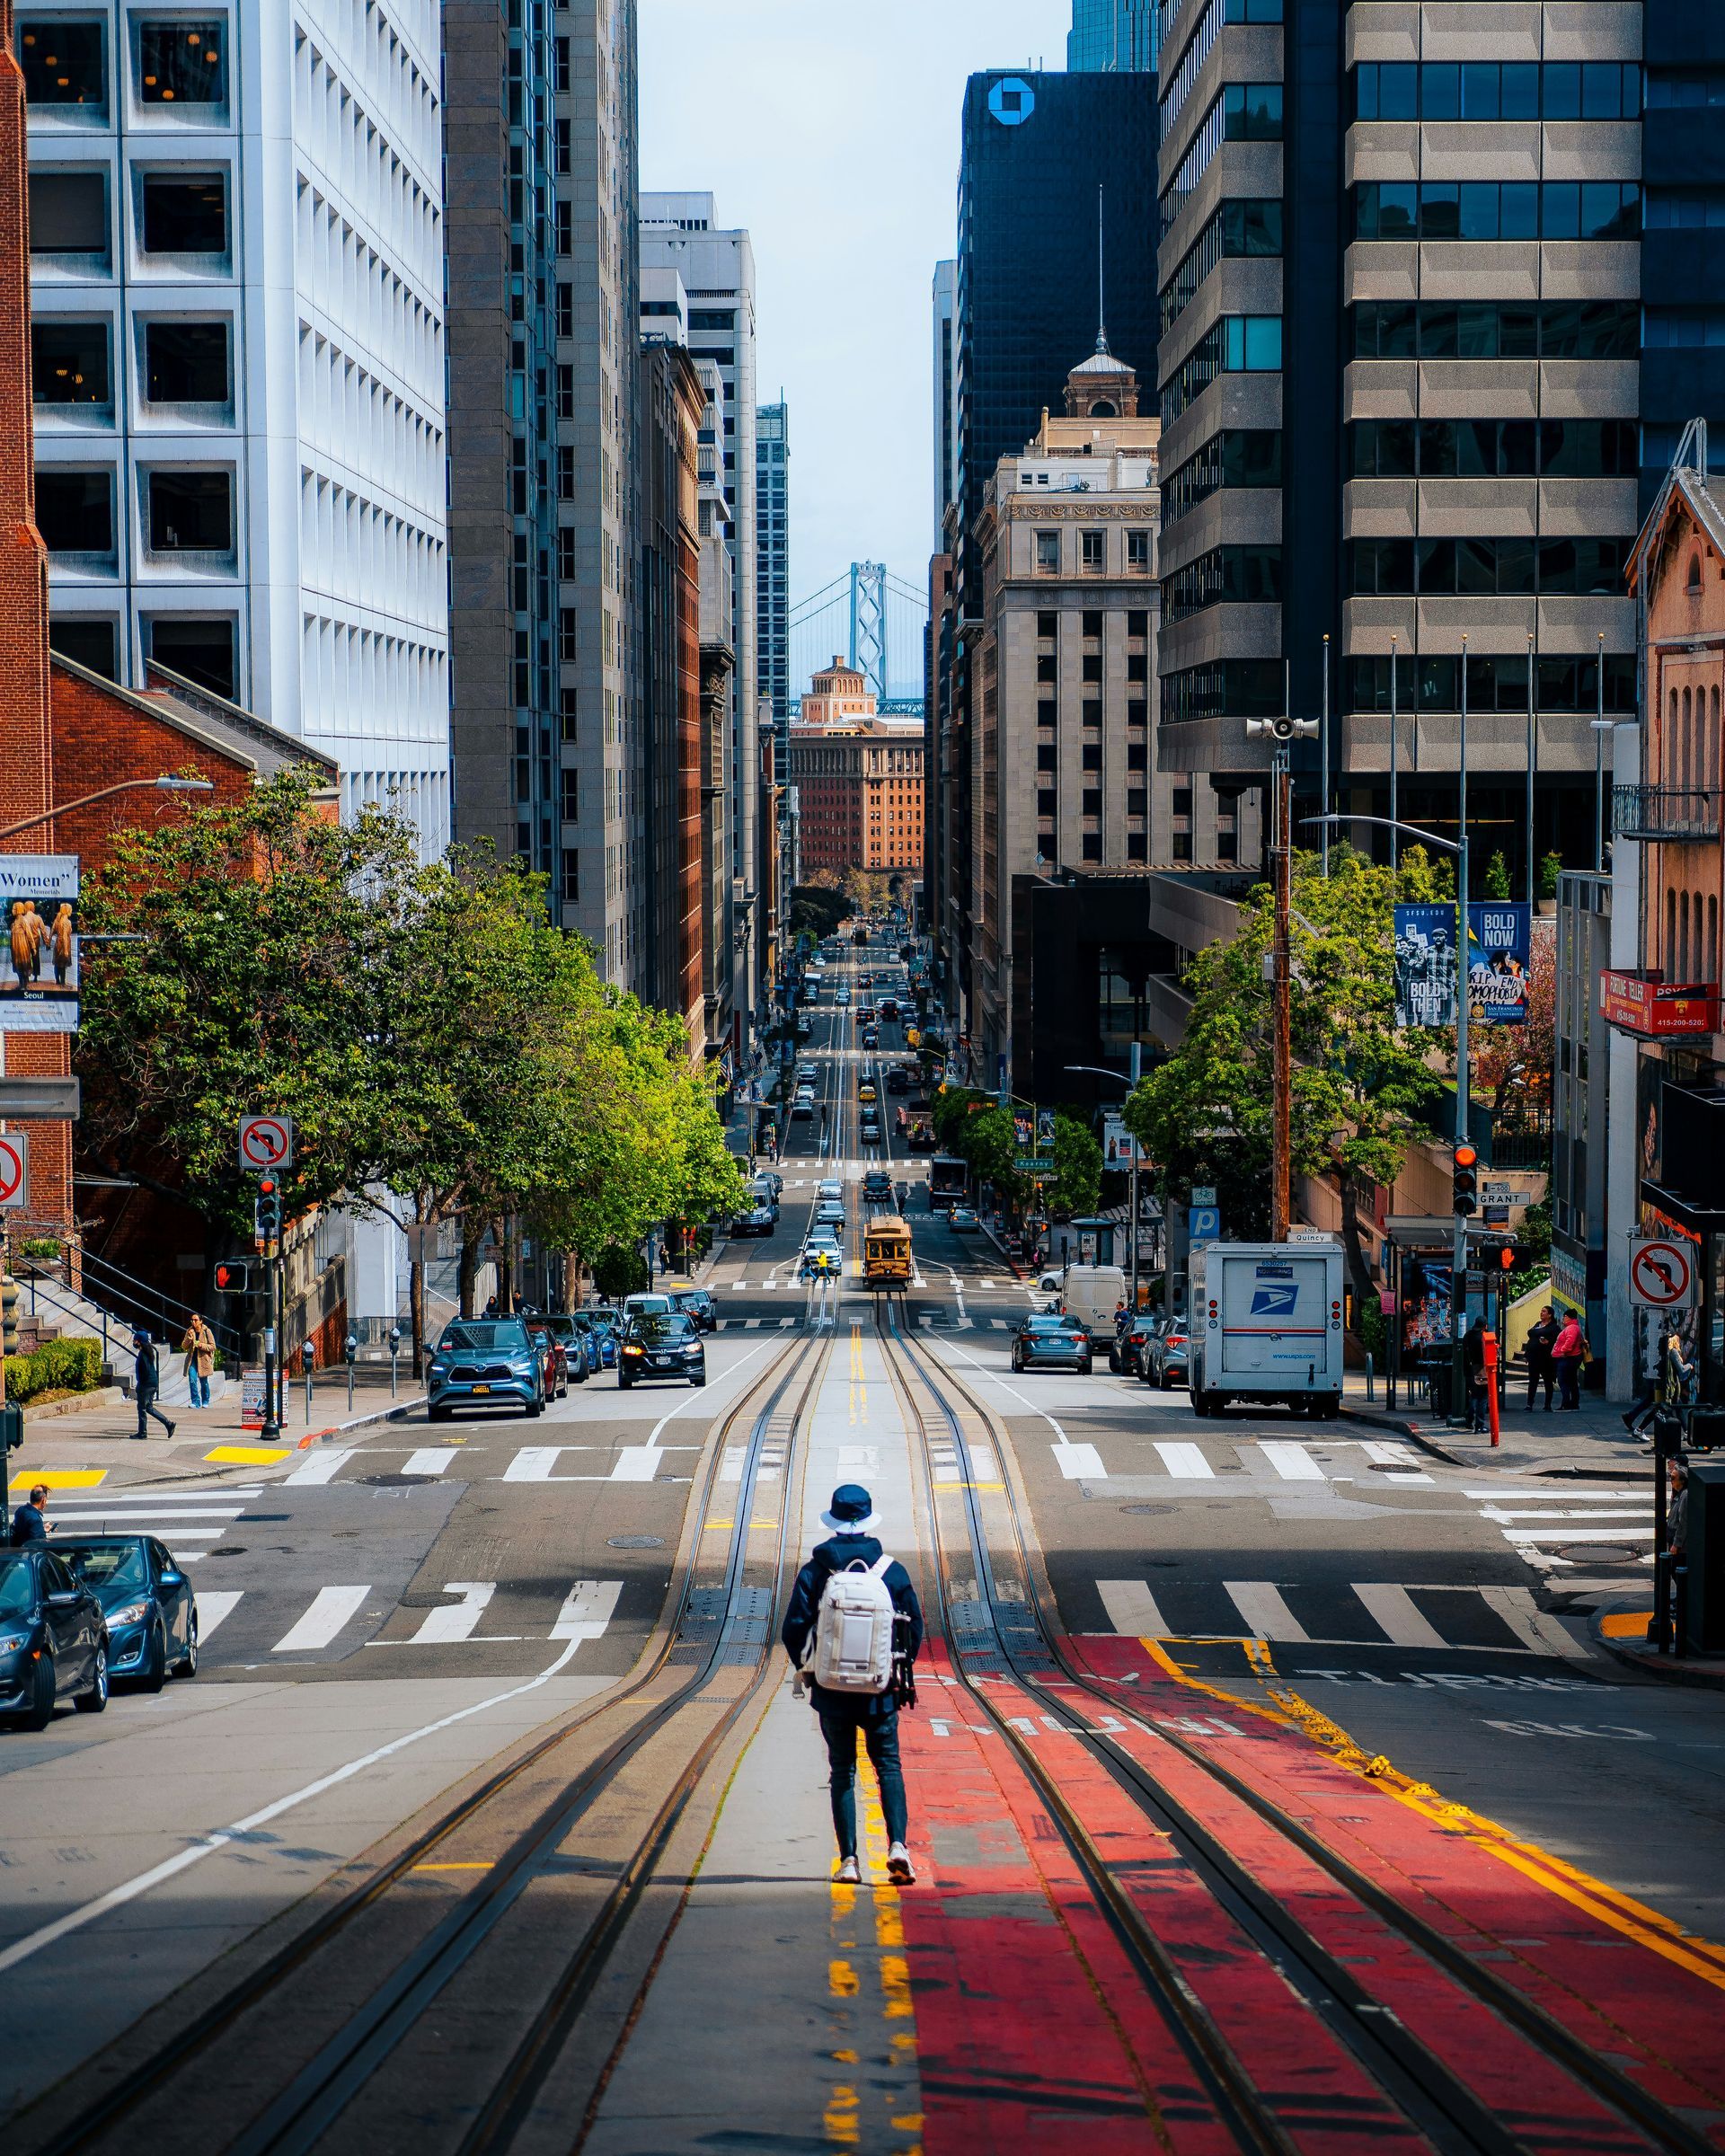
[213,1259,252,1294]
[1478,1240,1534,1272]
[1452,1143,1479,1216]
[254,1176,282,1245]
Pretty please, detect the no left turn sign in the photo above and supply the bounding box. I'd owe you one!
[0,1131,28,1210]
[1628,1236,1697,1310]
[239,1114,295,1171]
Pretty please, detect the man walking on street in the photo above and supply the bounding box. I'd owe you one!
[1461,1314,1490,1434]
[132,1330,175,1441]
[9,1481,48,1544]
[783,1483,923,1886]
[1525,1305,1559,1412]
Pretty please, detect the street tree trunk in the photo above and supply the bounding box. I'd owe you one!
[1337,1167,1377,1332]
[458,1215,483,1319]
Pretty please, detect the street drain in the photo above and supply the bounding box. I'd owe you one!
[608,1534,664,1549]
[356,1473,423,1489]
[1559,1544,1642,1567]
[1119,1504,1175,1516]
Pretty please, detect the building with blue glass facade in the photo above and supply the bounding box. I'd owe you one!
[1068,0,1157,73]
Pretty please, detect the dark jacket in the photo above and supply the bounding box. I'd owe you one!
[1462,1325,1488,1381]
[1526,1318,1560,1371]
[134,1341,159,1395]
[9,1502,46,1546]
[782,1532,924,1722]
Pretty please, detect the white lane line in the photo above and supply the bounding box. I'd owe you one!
[1479,1585,1590,1660]
[402,1448,458,1477]
[285,1450,353,1487]
[1259,1442,1324,1482]
[1098,1580,1170,1636]
[1352,1582,1446,1649]
[192,1591,243,1639]
[1154,1441,1213,1480]
[405,1581,494,1644]
[1224,1581,1311,1643]
[271,1584,371,1653]
[551,1577,622,1643]
[0,1631,596,1975]
[1054,1443,1106,1480]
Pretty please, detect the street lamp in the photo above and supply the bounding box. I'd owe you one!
[0,774,214,844]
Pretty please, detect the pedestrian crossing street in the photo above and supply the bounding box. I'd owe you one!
[1092,1576,1589,1659]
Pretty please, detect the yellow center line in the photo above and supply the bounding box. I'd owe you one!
[411,1861,494,1872]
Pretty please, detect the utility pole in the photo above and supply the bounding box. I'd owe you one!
[1451,641,1473,1423]
[1128,1038,1142,1308]
[1271,747,1292,1243]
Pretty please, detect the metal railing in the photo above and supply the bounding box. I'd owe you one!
[1611,784,1721,843]
[40,1240,246,1361]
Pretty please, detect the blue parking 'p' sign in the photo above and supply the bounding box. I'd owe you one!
[1190,1205,1221,1243]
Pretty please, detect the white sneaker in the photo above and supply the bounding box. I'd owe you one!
[887,1842,916,1885]
[834,1854,861,1886]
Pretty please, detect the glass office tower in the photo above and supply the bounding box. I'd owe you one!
[1067,0,1157,72]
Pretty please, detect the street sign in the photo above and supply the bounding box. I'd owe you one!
[1190,1186,1216,1206]
[1015,1154,1056,1176]
[1190,1204,1221,1243]
[0,1076,79,1119]
[0,1131,28,1210]
[239,1113,295,1171]
[1629,1236,1698,1310]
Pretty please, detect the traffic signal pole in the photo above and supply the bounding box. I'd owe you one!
[1270,750,1292,1243]
[1451,656,1473,1426]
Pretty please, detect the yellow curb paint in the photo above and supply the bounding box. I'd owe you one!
[10,1469,107,1491]
[205,1445,291,1465]
[1599,1611,1653,1639]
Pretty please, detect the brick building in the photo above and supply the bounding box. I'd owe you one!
[788,658,924,878]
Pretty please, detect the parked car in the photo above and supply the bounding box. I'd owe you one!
[428,1318,547,1421]
[56,1533,196,1691]
[0,1546,110,1727]
[1147,1319,1191,1390]
[732,1203,776,1237]
[949,1206,979,1233]
[526,1318,571,1400]
[1010,1313,1093,1374]
[1110,1315,1161,1379]
[673,1287,717,1332]
[619,1311,707,1388]
[546,1312,596,1382]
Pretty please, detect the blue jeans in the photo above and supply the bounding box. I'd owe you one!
[818,1708,908,1858]
[189,1370,210,1408]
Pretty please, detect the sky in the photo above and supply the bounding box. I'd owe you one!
[639,0,1072,686]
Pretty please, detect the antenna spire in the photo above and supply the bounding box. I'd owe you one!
[1096,185,1110,355]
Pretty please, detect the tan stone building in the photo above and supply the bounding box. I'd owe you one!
[789,660,924,876]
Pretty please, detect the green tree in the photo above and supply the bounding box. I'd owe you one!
[1125,845,1446,1307]
[1050,1114,1102,1218]
[1483,849,1511,899]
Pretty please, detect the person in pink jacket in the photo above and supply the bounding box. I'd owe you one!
[1552,1312,1587,1410]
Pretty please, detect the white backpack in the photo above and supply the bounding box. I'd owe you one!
[810,1555,896,1693]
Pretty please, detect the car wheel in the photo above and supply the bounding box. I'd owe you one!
[618,1372,632,1390]
[429,1403,452,1424]
[1190,1387,1208,1418]
[691,1373,706,1388]
[16,1652,55,1730]
[138,1621,169,1694]
[525,1395,544,1419]
[175,1614,199,1679]
[75,1642,109,1715]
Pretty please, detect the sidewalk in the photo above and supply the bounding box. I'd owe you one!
[1340,1370,1653,1479]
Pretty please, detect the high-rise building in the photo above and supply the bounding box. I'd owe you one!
[932,261,958,550]
[931,66,1158,1029]
[1067,0,1156,73]
[1153,0,1722,888]
[790,660,924,878]
[756,400,789,729]
[24,0,451,848]
[694,358,739,1071]
[641,194,762,1037]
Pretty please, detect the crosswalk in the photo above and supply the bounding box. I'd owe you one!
[1464,1485,1654,1579]
[1044,1436,1434,1485]
[46,1487,260,1566]
[196,1573,629,1658]
[1094,1577,1588,1658]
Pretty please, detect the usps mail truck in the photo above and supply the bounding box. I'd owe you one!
[1186,1240,1345,1418]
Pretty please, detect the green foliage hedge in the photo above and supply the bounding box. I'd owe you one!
[4,1336,103,1404]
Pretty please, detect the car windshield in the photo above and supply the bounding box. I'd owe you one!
[0,1557,36,1615]
[546,1315,579,1338]
[586,1311,618,1332]
[634,1314,693,1343]
[440,1321,529,1352]
[59,1540,149,1592]
[1025,1316,1070,1332]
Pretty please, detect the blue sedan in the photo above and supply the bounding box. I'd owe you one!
[427,1319,547,1421]
[582,1309,622,1368]
[57,1533,199,1689]
[0,1546,109,1727]
[1010,1314,1093,1374]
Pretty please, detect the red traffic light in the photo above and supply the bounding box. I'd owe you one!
[258,1176,278,1195]
[1453,1144,1478,1169]
[214,1259,251,1293]
[1498,1246,1517,1270]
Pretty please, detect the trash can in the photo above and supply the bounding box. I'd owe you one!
[1685,1459,1725,1654]
[1425,1358,1452,1422]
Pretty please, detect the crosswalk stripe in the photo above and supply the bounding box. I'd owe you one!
[1352,1582,1446,1648]
[272,1584,370,1653]
[1259,1441,1324,1482]
[1154,1441,1212,1480]
[552,1578,622,1642]
[1053,1442,1105,1480]
[406,1582,493,1644]
[286,1450,352,1486]
[193,1591,243,1639]
[402,1448,457,1476]
[610,1446,660,1482]
[1224,1580,1310,1642]
[1098,1579,1169,1636]
[503,1447,565,1482]
[1479,1585,1588,1659]
[1361,1441,1433,1484]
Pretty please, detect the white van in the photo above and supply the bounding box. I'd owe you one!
[1057,1265,1128,1348]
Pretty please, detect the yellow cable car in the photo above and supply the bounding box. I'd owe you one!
[862,1215,914,1288]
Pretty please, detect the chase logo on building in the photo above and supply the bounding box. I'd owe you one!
[1250,1285,1299,1318]
[988,75,1036,126]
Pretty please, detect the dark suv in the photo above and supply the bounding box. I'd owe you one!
[619,1311,707,1388]
[0,1547,109,1727]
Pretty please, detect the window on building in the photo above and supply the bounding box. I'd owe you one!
[146,614,234,698]
[140,169,226,253]
[560,769,579,823]
[1128,699,1147,728]
[559,606,577,662]
[1128,609,1148,638]
[35,466,111,552]
[1035,530,1059,573]
[1128,831,1147,861]
[49,614,117,676]
[1216,828,1238,862]
[136,20,225,105]
[556,282,572,338]
[143,318,227,402]
[1224,83,1283,138]
[1037,698,1057,728]
[1037,743,1057,773]
[1081,611,1101,638]
[1127,741,1147,771]
[1127,652,1147,682]
[147,467,231,552]
[1083,699,1102,728]
[16,19,105,110]
[557,526,576,581]
[1037,608,1057,637]
[1172,828,1193,862]
[557,446,574,499]
[554,117,570,174]
[1082,744,1102,771]
[28,167,106,254]
[1036,653,1057,683]
[561,846,579,903]
[1128,790,1147,816]
[1127,530,1150,572]
[553,34,569,90]
[1037,789,1057,817]
[1081,529,1105,571]
[31,318,109,404]
[556,362,573,420]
